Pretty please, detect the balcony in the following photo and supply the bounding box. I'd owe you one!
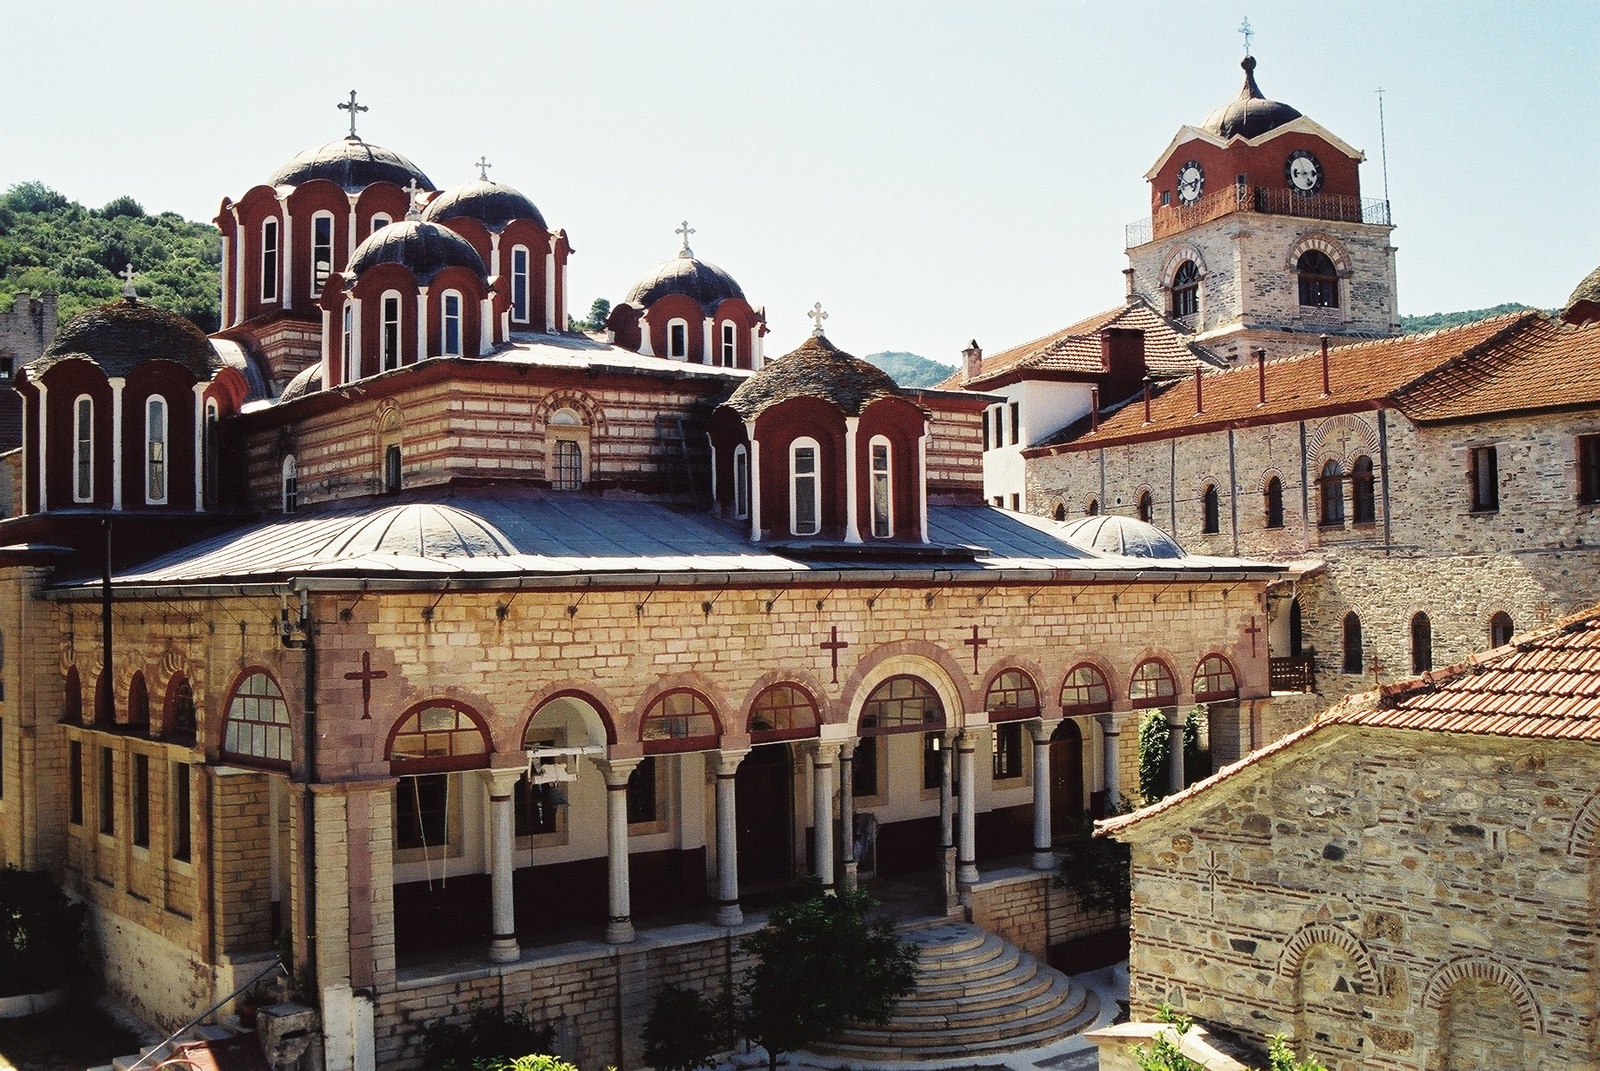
[1126,186,1392,249]
[1269,652,1317,694]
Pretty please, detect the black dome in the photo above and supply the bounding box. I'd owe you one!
[269,137,434,193]
[422,179,546,232]
[280,362,322,403]
[1200,57,1302,140]
[724,334,901,419]
[34,300,218,379]
[348,221,487,284]
[623,253,745,314]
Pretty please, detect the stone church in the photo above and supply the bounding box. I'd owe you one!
[0,96,1283,1069]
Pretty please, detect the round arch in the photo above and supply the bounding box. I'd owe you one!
[1060,660,1117,715]
[843,647,971,736]
[384,698,494,774]
[1284,231,1352,276]
[1128,655,1179,710]
[746,682,822,743]
[1192,653,1239,703]
[981,665,1042,722]
[220,666,293,769]
[1277,922,1381,995]
[1421,955,1543,1036]
[638,688,722,754]
[522,690,613,751]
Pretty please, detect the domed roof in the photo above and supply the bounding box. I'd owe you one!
[1563,264,1600,323]
[325,503,517,559]
[268,137,434,193]
[1058,515,1187,560]
[724,333,901,419]
[422,179,546,232]
[623,252,746,314]
[33,299,218,379]
[280,362,322,403]
[1200,56,1302,140]
[347,220,487,284]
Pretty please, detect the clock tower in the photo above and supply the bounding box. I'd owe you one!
[1125,53,1400,365]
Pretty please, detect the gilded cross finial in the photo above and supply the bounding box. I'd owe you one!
[476,156,492,182]
[808,302,829,338]
[676,220,695,258]
[338,90,369,139]
[119,263,138,301]
[1238,16,1254,56]
[403,178,425,220]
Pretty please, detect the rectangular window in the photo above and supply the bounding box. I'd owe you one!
[1160,190,1171,206]
[511,248,529,323]
[981,410,990,451]
[1009,493,1020,511]
[553,440,583,491]
[311,215,334,296]
[922,733,943,791]
[733,448,750,520]
[171,762,191,862]
[146,397,167,504]
[1009,401,1021,445]
[1469,445,1499,512]
[383,444,402,495]
[74,397,93,502]
[626,757,658,825]
[442,293,462,356]
[1579,435,1600,504]
[792,445,819,535]
[668,321,688,359]
[99,747,115,836]
[992,722,1023,780]
[395,774,449,850]
[260,218,279,302]
[131,754,150,848]
[382,295,401,371]
[721,322,737,366]
[870,442,891,537]
[68,741,82,825]
[851,736,879,797]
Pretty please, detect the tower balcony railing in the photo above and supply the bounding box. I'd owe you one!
[1126,186,1393,248]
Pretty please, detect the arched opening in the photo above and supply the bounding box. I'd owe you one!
[127,672,150,731]
[166,674,197,742]
[1049,719,1085,838]
[1289,598,1304,658]
[1171,260,1200,320]
[640,689,720,754]
[221,671,291,767]
[1411,612,1433,673]
[1192,655,1238,771]
[1490,611,1514,649]
[1086,497,1100,517]
[1052,501,1066,522]
[1293,943,1366,1068]
[1201,484,1220,534]
[1297,250,1339,309]
[1319,459,1345,526]
[1264,475,1284,529]
[736,744,795,889]
[858,675,946,878]
[1137,490,1154,524]
[1342,612,1364,675]
[1350,456,1376,524]
[1441,978,1528,1069]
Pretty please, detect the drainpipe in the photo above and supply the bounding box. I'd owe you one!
[280,586,318,990]
[1320,335,1331,397]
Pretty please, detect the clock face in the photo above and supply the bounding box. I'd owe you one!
[1176,161,1205,205]
[1285,149,1324,195]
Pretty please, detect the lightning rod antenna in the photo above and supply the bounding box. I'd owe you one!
[1376,86,1391,209]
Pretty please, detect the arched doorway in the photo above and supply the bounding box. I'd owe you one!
[736,744,794,888]
[1049,720,1084,837]
[1289,598,1304,657]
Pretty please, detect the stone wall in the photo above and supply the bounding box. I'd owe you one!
[1117,725,1598,1069]
[965,865,1122,964]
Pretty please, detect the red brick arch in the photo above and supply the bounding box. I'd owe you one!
[1421,955,1543,1035]
[1566,786,1600,859]
[1277,922,1381,996]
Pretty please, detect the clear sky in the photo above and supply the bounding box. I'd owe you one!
[2,1,1594,363]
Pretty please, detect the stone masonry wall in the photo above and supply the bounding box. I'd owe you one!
[966,866,1122,964]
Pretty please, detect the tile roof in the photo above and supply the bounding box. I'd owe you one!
[1101,602,1600,836]
[934,300,1213,391]
[1039,312,1539,452]
[1392,316,1600,423]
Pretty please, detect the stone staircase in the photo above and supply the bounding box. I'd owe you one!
[810,921,1099,1062]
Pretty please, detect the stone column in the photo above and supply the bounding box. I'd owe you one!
[1099,710,1122,806]
[956,731,979,888]
[595,757,641,944]
[1029,719,1059,870]
[1167,699,1192,796]
[709,750,748,926]
[480,767,524,963]
[808,742,840,892]
[837,741,857,889]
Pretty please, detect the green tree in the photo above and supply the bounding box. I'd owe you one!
[1138,708,1171,803]
[1056,797,1132,918]
[1183,704,1210,785]
[738,881,919,1071]
[642,982,729,1071]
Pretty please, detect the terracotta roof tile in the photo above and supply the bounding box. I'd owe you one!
[1392,316,1600,423]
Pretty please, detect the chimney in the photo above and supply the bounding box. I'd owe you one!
[962,339,983,382]
[1256,348,1267,405]
[1194,366,1204,414]
[1320,335,1331,397]
[1100,327,1148,403]
[1090,387,1100,432]
[1123,268,1136,303]
[1143,374,1153,424]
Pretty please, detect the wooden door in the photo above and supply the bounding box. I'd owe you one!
[736,744,794,887]
[1049,720,1084,837]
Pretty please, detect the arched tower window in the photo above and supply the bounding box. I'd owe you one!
[1171,260,1200,319]
[73,395,94,502]
[145,396,168,504]
[260,217,280,303]
[511,246,530,324]
[791,437,820,536]
[222,671,292,767]
[1201,484,1220,534]
[204,398,220,507]
[1411,612,1433,673]
[1490,611,1514,648]
[281,455,298,514]
[641,689,720,753]
[720,321,737,366]
[1351,456,1376,523]
[1297,250,1339,308]
[666,318,689,360]
[370,213,391,234]
[869,436,892,538]
[1319,459,1344,526]
[310,212,334,297]
[1264,475,1284,529]
[1342,612,1363,674]
[441,291,463,356]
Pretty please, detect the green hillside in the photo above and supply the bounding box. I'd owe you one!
[1399,303,1540,334]
[0,182,221,332]
[862,350,957,389]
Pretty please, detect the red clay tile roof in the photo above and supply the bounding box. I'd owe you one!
[1035,312,1539,453]
[935,299,1213,390]
[1101,603,1600,836]
[1392,316,1600,424]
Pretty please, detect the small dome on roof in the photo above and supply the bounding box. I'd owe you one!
[280,362,322,403]
[348,220,487,284]
[422,179,547,232]
[1563,264,1600,324]
[1058,515,1187,559]
[1200,56,1302,140]
[33,299,218,379]
[269,137,434,193]
[325,503,517,559]
[623,252,746,314]
[724,334,901,419]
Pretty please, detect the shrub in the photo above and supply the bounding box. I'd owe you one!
[418,1007,555,1071]
[0,867,87,996]
[1138,709,1171,802]
[642,983,729,1071]
[471,1056,580,1071]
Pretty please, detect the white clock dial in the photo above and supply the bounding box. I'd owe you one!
[1176,161,1205,205]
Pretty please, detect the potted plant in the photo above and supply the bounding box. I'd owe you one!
[0,867,87,1017]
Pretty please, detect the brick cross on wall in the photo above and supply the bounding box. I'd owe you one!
[963,625,989,674]
[344,651,388,720]
[819,626,849,684]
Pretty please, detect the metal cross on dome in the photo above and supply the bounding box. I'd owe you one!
[808,302,829,337]
[1238,16,1254,56]
[403,178,425,220]
[476,156,492,181]
[338,90,368,139]
[119,263,138,300]
[676,220,695,257]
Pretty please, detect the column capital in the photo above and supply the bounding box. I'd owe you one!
[594,756,642,787]
[955,729,979,753]
[479,766,524,797]
[805,740,841,764]
[1028,716,1063,743]
[709,748,751,777]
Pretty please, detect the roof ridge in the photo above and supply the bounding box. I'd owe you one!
[1386,311,1547,409]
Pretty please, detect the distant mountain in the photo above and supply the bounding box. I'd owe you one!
[1399,303,1541,334]
[862,351,958,389]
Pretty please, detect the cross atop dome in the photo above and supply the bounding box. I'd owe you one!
[476,156,492,182]
[808,302,829,338]
[1237,16,1254,56]
[120,263,138,301]
[404,178,425,220]
[676,220,695,258]
[338,89,368,140]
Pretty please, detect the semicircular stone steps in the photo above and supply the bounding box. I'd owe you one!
[809,921,1100,1062]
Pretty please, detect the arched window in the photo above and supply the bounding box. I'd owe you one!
[281,455,298,514]
[1319,459,1344,526]
[1289,598,1305,657]
[1171,260,1200,319]
[791,437,820,536]
[1192,655,1238,702]
[1350,456,1376,524]
[260,217,280,302]
[1060,664,1112,715]
[1086,497,1100,517]
[310,211,334,297]
[748,683,820,742]
[1342,612,1364,674]
[386,702,491,773]
[341,304,357,382]
[510,246,530,323]
[383,444,402,495]
[1297,250,1339,309]
[1052,502,1066,522]
[204,399,220,507]
[145,396,168,504]
[63,668,82,724]
[441,291,463,356]
[94,673,113,726]
[666,318,689,360]
[732,444,750,520]
[73,395,94,502]
[859,676,944,735]
[167,675,196,741]
[1411,612,1433,673]
[222,671,292,767]
[720,321,737,366]
[1264,475,1284,529]
[869,436,892,538]
[1201,484,1220,534]
[1490,611,1514,648]
[548,440,581,491]
[1137,490,1154,524]
[381,291,403,371]
[641,689,720,753]
[985,669,1040,720]
[127,672,150,729]
[370,213,391,234]
[1128,659,1177,709]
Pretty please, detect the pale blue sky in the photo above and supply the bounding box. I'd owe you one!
[2,1,1594,362]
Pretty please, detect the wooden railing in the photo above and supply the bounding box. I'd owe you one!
[1269,652,1316,693]
[1126,186,1392,248]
